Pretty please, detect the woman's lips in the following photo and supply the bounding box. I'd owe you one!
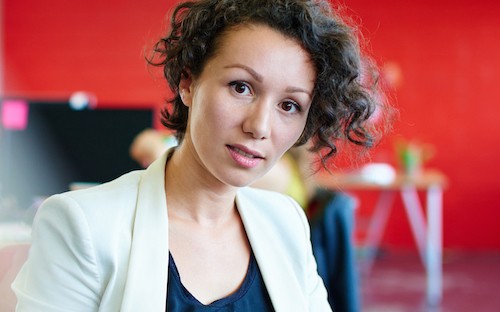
[226,145,264,168]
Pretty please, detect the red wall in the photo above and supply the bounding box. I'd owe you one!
[344,0,500,250]
[3,0,175,107]
[3,0,500,249]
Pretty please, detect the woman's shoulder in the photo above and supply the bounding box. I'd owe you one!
[35,169,145,244]
[31,170,147,271]
[49,170,144,212]
[50,168,144,213]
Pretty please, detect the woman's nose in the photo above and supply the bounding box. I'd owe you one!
[242,101,272,140]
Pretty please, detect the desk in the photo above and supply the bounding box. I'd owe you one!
[0,222,32,249]
[315,169,447,306]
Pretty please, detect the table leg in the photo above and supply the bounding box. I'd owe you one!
[400,186,428,266]
[361,190,396,275]
[426,185,443,306]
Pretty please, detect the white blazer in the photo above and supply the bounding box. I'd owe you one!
[12,151,331,312]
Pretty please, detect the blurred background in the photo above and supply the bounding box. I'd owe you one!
[1,0,499,311]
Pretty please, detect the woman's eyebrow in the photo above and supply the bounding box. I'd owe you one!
[286,86,313,99]
[224,64,263,82]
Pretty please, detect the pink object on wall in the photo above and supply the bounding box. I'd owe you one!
[1,100,29,130]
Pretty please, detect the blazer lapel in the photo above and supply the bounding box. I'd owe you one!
[120,152,170,312]
[236,190,307,312]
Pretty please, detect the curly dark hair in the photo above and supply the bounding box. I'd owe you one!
[149,0,389,164]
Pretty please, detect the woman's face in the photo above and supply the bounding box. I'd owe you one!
[180,23,316,187]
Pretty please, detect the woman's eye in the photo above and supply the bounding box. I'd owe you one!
[280,101,301,113]
[229,81,252,96]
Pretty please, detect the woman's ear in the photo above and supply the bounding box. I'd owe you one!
[179,72,193,107]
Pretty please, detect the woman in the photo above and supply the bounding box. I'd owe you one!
[13,0,385,311]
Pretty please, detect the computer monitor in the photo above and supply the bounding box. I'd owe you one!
[0,100,155,211]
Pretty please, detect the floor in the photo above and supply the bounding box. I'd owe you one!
[360,250,500,312]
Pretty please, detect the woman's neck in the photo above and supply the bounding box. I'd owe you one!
[164,144,238,226]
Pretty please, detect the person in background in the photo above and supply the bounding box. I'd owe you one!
[130,128,178,168]
[12,0,387,311]
[251,146,314,208]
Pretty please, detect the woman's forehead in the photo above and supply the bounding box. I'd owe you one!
[202,24,315,89]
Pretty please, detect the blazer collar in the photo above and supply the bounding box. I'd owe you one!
[120,151,170,312]
[236,190,307,311]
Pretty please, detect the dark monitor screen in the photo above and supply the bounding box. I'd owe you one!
[1,101,154,210]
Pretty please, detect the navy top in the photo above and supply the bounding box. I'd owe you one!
[166,252,275,311]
